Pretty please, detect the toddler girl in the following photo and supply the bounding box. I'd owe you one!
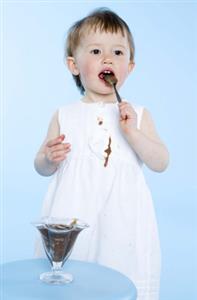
[34,8,169,300]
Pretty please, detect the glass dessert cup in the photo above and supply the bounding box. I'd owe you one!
[32,217,89,284]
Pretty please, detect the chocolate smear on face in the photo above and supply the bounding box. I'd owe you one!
[104,136,112,167]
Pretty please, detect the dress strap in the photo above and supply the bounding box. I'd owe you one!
[135,106,144,130]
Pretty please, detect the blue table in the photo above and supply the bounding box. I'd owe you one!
[1,259,137,300]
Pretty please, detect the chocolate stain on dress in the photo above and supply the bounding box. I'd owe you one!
[104,136,112,167]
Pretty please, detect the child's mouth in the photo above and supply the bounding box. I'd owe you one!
[98,70,115,85]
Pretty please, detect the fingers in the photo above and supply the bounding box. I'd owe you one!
[50,143,70,154]
[47,147,70,163]
[118,102,138,132]
[46,134,65,147]
[118,101,135,121]
[45,134,71,163]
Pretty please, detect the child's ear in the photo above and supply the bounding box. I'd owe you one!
[66,56,80,75]
[128,61,135,74]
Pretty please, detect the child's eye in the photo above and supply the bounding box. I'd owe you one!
[114,50,123,56]
[90,49,101,55]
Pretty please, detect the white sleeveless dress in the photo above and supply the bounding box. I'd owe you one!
[37,100,161,300]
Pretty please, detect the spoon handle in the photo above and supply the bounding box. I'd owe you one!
[113,84,122,103]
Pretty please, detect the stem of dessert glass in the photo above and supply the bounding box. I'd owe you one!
[52,261,62,273]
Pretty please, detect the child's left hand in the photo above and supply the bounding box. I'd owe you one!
[118,101,137,134]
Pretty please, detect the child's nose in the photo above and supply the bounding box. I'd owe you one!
[103,53,113,64]
[103,58,112,65]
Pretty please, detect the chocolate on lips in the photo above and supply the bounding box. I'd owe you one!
[38,219,83,264]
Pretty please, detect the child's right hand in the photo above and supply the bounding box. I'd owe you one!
[44,134,71,165]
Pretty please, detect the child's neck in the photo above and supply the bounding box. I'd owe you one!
[82,92,116,104]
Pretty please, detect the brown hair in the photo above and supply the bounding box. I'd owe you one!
[65,8,135,94]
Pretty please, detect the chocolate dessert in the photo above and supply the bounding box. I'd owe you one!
[37,221,83,265]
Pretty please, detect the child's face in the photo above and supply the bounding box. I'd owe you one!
[67,29,134,99]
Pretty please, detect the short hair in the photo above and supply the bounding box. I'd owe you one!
[65,8,135,94]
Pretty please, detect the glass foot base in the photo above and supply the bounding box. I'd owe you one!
[40,271,73,284]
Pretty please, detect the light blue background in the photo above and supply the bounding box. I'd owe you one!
[1,1,196,299]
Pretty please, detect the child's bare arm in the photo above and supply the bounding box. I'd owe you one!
[119,102,169,172]
[34,111,71,176]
